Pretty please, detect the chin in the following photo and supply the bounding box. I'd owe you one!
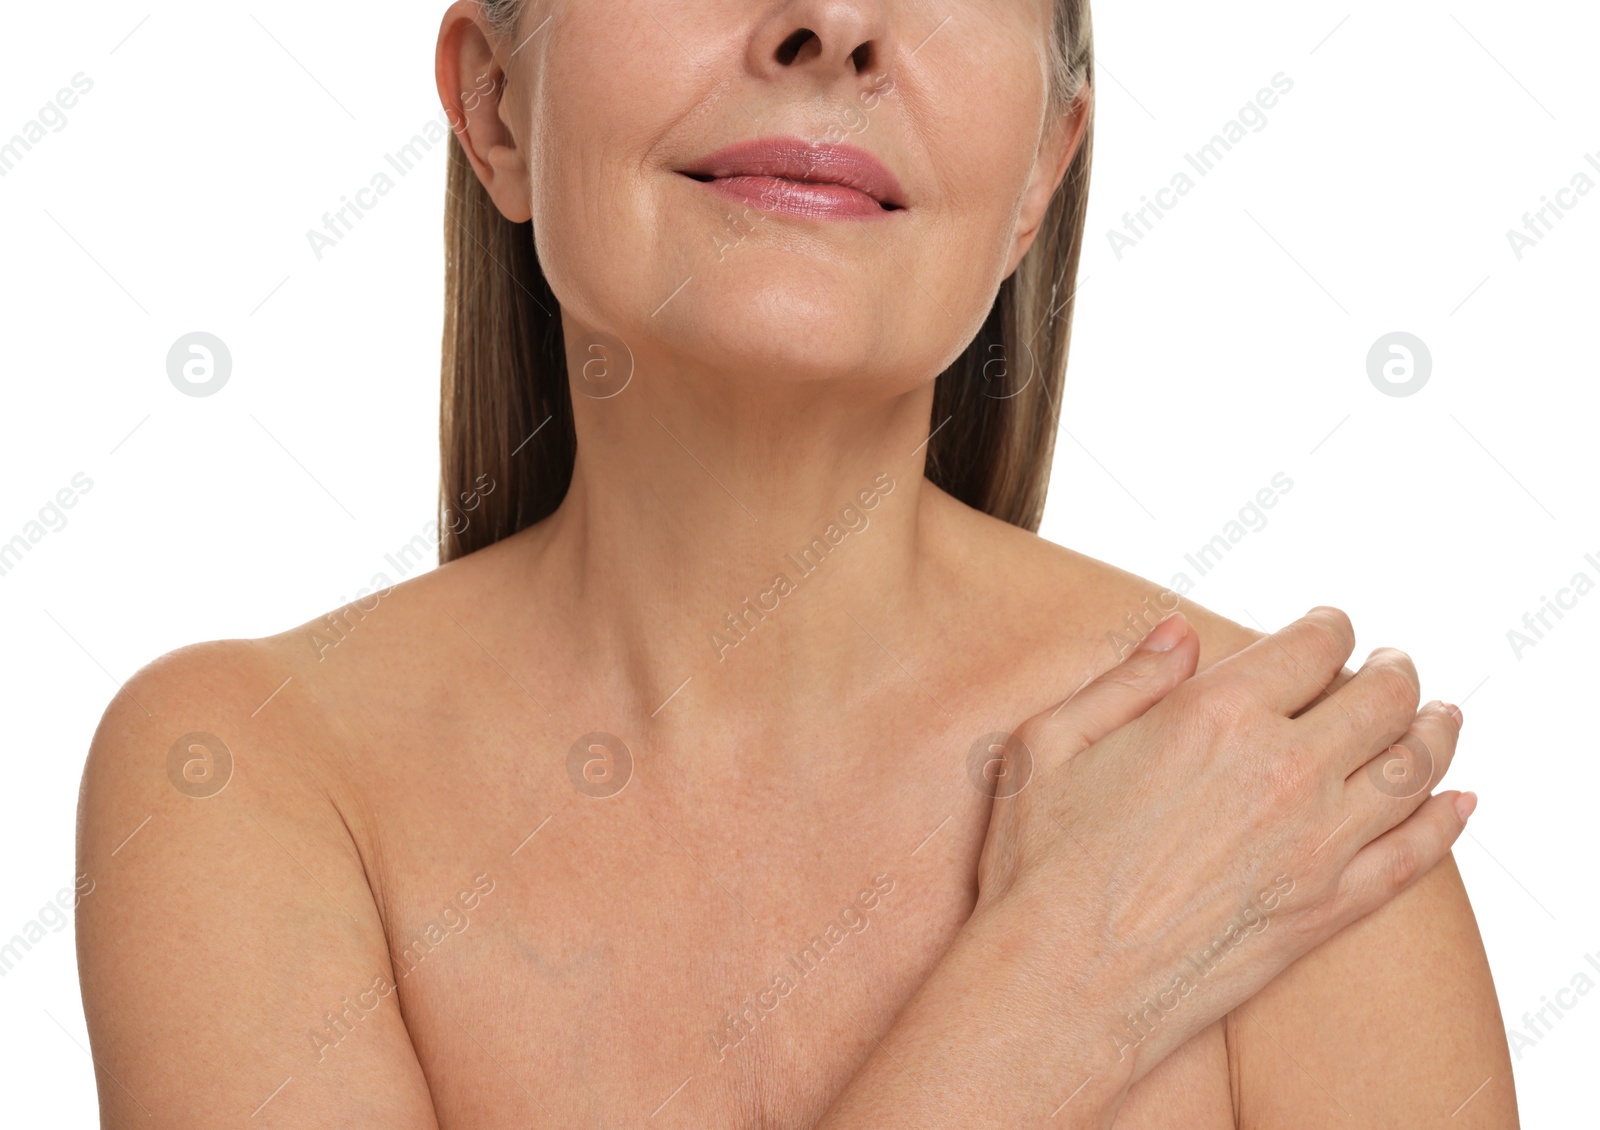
[668,285,906,390]
[648,257,957,391]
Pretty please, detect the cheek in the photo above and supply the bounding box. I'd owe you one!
[912,28,1050,276]
[524,19,671,322]
[526,8,756,339]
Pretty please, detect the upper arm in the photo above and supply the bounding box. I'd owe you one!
[75,642,440,1128]
[1227,854,1516,1126]
[1171,601,1519,1127]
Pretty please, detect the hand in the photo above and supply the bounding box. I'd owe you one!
[973,606,1470,1092]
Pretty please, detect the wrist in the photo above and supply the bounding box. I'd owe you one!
[958,895,1139,1124]
[816,890,1139,1129]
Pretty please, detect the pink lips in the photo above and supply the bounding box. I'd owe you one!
[679,136,906,220]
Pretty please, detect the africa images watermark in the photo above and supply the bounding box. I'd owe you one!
[1504,150,1599,260]
[308,870,497,1062]
[1163,471,1295,597]
[1110,872,1296,1061]
[708,472,896,661]
[1107,589,1183,659]
[0,874,95,978]
[0,471,94,581]
[306,474,497,661]
[1505,550,1600,659]
[1106,73,1295,260]
[1507,948,1600,1062]
[0,72,94,178]
[708,873,897,1062]
[304,69,501,260]
[305,109,453,260]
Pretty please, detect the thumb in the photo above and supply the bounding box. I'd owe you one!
[1024,611,1199,772]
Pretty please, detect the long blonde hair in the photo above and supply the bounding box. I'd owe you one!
[439,0,1094,561]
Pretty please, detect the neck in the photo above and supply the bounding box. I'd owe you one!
[526,336,952,738]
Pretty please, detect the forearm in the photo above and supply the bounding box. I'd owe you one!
[815,900,1134,1129]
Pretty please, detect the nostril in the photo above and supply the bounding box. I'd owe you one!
[850,43,872,72]
[776,28,817,66]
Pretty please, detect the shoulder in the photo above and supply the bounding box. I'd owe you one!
[80,611,355,813]
[84,524,531,769]
[81,635,312,813]
[946,503,1518,1119]
[76,628,438,1123]
[75,630,362,942]
[75,525,547,887]
[74,586,405,969]
[925,488,1263,675]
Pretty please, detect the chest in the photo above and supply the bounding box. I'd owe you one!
[344,638,1237,1128]
[369,747,992,1128]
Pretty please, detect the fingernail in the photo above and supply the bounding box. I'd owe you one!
[1137,612,1189,653]
[1454,791,1477,822]
[1444,702,1463,726]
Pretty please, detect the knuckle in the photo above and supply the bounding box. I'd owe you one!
[1384,839,1422,890]
[1266,758,1314,808]
[1017,711,1090,765]
[1093,664,1149,698]
[1012,715,1053,752]
[1364,654,1421,715]
[1177,681,1255,738]
[1305,606,1355,654]
[1380,646,1420,687]
[1050,722,1095,759]
[1287,890,1340,945]
[1427,714,1460,768]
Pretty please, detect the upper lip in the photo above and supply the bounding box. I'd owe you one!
[678,136,907,209]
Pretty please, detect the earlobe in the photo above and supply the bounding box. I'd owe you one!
[1005,84,1092,275]
[436,0,532,223]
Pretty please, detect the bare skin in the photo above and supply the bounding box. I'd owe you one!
[76,1,1515,1126]
[76,487,1515,1127]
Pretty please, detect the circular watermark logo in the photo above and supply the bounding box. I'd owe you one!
[574,332,634,400]
[979,341,1036,400]
[566,731,633,798]
[1366,332,1431,398]
[967,731,1033,799]
[166,731,233,798]
[1364,730,1435,799]
[166,332,232,398]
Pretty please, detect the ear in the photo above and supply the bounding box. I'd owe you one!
[1004,83,1091,277]
[436,0,532,223]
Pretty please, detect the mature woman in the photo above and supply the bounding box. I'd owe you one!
[76,1,1516,1126]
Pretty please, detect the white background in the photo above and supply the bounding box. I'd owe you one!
[1,0,1594,1124]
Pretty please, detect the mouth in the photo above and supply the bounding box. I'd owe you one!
[677,136,907,219]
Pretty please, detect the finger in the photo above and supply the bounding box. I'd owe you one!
[1327,789,1473,928]
[1024,611,1200,773]
[1342,699,1462,840]
[1298,647,1423,775]
[1290,664,1356,719]
[1200,606,1356,717]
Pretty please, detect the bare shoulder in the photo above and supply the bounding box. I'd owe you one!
[75,610,447,1124]
[942,501,1517,1123]
[77,520,554,874]
[927,493,1259,673]
[78,634,334,847]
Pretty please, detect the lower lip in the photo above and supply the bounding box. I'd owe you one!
[688,174,894,220]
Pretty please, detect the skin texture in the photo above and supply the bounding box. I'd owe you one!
[76,1,1516,1126]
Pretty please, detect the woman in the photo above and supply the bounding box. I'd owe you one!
[75,0,1517,1125]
